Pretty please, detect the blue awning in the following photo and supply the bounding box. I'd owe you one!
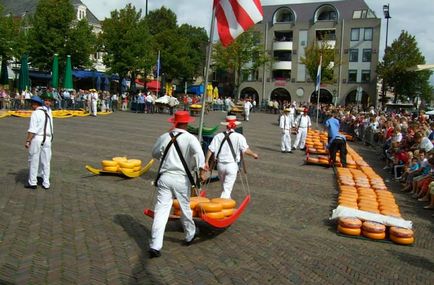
[29,70,51,80]
[72,70,119,80]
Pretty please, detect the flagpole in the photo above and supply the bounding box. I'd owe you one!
[156,50,160,96]
[198,6,216,142]
[316,54,322,125]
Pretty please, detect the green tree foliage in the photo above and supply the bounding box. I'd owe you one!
[213,30,268,99]
[0,5,25,60]
[301,41,336,85]
[66,19,96,69]
[145,6,177,36]
[143,7,207,82]
[100,4,153,82]
[377,30,432,103]
[27,0,95,71]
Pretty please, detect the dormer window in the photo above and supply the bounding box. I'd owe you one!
[273,7,295,24]
[314,5,338,22]
[77,6,87,21]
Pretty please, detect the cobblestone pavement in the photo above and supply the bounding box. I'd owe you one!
[0,111,433,284]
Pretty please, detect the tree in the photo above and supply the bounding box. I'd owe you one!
[377,30,432,103]
[100,4,153,90]
[213,29,268,100]
[26,0,95,71]
[66,19,96,69]
[301,41,337,85]
[0,5,26,60]
[144,8,207,83]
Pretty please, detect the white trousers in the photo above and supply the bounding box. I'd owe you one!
[281,130,292,151]
[244,108,250,121]
[28,135,52,188]
[150,173,196,251]
[294,127,308,149]
[217,162,239,199]
[92,101,98,116]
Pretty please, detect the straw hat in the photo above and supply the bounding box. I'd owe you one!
[220,115,241,128]
[167,111,195,124]
[283,108,291,112]
[303,108,309,113]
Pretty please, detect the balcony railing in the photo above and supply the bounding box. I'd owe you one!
[272,61,292,70]
[273,41,293,51]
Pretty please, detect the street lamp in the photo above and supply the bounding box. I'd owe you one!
[381,4,391,107]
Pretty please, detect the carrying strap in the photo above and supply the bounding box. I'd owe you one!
[40,108,53,146]
[215,132,237,163]
[154,132,196,188]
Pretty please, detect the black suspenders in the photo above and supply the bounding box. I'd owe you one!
[40,109,53,146]
[154,132,197,187]
[215,132,237,163]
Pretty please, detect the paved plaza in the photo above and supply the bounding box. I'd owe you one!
[0,110,433,284]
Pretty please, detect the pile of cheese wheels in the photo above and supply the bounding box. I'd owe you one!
[100,157,142,173]
[305,130,328,155]
[338,217,414,245]
[172,197,237,219]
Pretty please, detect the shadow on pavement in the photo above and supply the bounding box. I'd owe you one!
[387,249,434,273]
[10,168,28,185]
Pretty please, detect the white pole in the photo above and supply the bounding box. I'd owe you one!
[316,55,322,125]
[198,7,216,142]
[156,50,160,96]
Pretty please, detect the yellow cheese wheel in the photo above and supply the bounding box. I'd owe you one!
[101,160,118,167]
[337,224,361,236]
[196,202,223,213]
[133,166,141,172]
[128,159,142,167]
[338,217,362,229]
[390,234,414,245]
[210,198,237,209]
[112,156,127,162]
[119,167,135,174]
[389,227,414,238]
[222,208,235,217]
[203,211,225,219]
[362,221,386,233]
[118,161,135,168]
[103,166,118,172]
[362,230,386,240]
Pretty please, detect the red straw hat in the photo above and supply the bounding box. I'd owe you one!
[168,111,195,124]
[220,115,241,128]
[303,108,308,113]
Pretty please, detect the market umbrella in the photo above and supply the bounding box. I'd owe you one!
[51,54,59,90]
[63,55,73,90]
[18,54,30,92]
[104,77,110,91]
[96,76,101,91]
[0,59,9,86]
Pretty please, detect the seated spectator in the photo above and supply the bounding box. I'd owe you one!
[392,147,409,180]
[402,150,427,192]
[420,181,434,209]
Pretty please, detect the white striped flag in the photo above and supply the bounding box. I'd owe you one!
[315,55,322,93]
[214,0,264,47]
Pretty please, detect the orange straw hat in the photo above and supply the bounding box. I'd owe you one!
[220,115,241,129]
[168,110,195,124]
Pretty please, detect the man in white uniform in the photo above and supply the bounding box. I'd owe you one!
[90,89,98,116]
[293,108,311,150]
[25,94,54,190]
[149,111,207,258]
[205,116,258,199]
[280,108,294,153]
[243,99,252,121]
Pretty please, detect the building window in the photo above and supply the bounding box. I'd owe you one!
[273,70,291,81]
[361,70,371,83]
[348,70,357,83]
[274,8,294,24]
[349,49,358,62]
[364,28,373,41]
[351,28,360,41]
[362,49,372,62]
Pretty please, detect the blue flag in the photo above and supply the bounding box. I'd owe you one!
[315,55,322,93]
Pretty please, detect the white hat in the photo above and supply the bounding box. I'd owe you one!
[220,115,241,127]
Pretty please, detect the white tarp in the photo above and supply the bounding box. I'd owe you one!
[155,95,179,106]
[330,206,413,229]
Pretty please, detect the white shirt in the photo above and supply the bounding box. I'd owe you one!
[28,106,53,137]
[295,114,311,128]
[244,101,252,110]
[152,128,205,177]
[208,131,249,163]
[420,137,433,152]
[280,114,294,130]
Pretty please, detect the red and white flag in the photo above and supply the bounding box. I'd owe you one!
[214,0,264,47]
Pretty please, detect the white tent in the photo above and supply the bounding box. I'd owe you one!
[406,64,434,72]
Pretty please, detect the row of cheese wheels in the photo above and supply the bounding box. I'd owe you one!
[101,157,142,173]
[338,217,414,245]
[172,197,237,219]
